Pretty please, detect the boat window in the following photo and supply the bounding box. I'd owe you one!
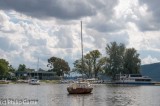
[135,79,151,81]
[130,75,142,77]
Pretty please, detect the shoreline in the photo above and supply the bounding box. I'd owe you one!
[1,80,160,86]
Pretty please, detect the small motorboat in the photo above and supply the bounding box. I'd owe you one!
[28,79,40,85]
[67,81,93,94]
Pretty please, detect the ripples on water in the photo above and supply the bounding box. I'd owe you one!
[0,84,160,106]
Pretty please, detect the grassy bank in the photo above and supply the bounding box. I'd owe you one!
[40,80,61,84]
[0,81,9,84]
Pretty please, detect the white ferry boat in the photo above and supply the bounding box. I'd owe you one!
[114,74,155,85]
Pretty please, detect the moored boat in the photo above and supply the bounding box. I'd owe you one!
[67,81,93,94]
[113,74,155,85]
[28,79,40,85]
[67,21,93,94]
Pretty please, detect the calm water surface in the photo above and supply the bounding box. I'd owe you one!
[0,83,160,106]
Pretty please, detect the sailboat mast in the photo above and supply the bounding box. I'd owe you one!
[81,21,84,74]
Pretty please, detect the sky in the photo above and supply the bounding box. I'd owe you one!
[0,0,160,70]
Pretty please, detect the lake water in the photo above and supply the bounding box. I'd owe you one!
[0,83,160,106]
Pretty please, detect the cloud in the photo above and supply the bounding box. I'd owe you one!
[139,0,160,23]
[0,11,17,33]
[0,0,96,20]
[0,10,84,69]
[53,26,74,48]
[138,49,160,65]
[86,0,121,33]
[128,0,160,31]
[0,0,160,70]
[0,37,19,52]
[107,31,129,45]
[88,19,124,33]
[0,11,9,24]
[112,0,160,32]
[141,55,159,65]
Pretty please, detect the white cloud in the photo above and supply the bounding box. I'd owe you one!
[0,0,160,70]
[141,55,159,65]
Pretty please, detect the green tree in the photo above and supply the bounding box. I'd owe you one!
[123,48,141,74]
[84,53,93,78]
[90,50,103,78]
[95,57,107,76]
[0,59,9,79]
[47,57,70,76]
[105,42,141,80]
[73,50,106,78]
[9,65,16,73]
[105,42,125,80]
[73,59,84,76]
[17,64,26,72]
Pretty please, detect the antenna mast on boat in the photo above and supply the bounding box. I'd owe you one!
[81,21,84,76]
[37,57,39,71]
[34,57,40,79]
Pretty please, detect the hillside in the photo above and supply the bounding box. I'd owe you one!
[141,62,160,81]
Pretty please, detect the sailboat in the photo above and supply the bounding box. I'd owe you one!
[67,21,93,94]
[28,58,40,85]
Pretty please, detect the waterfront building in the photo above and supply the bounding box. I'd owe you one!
[15,71,58,80]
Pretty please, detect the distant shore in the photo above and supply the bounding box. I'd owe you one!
[1,80,160,86]
[0,80,61,84]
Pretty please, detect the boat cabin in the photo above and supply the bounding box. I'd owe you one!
[115,74,152,82]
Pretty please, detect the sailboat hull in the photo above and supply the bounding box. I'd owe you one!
[67,87,93,94]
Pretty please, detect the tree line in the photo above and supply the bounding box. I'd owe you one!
[48,41,141,80]
[0,42,141,80]
[0,60,33,79]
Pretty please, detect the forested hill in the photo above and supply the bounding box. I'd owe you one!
[141,62,160,81]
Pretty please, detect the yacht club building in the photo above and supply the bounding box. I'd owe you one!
[15,71,58,80]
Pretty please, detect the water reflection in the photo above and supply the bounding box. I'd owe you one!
[67,94,92,106]
[0,84,160,106]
